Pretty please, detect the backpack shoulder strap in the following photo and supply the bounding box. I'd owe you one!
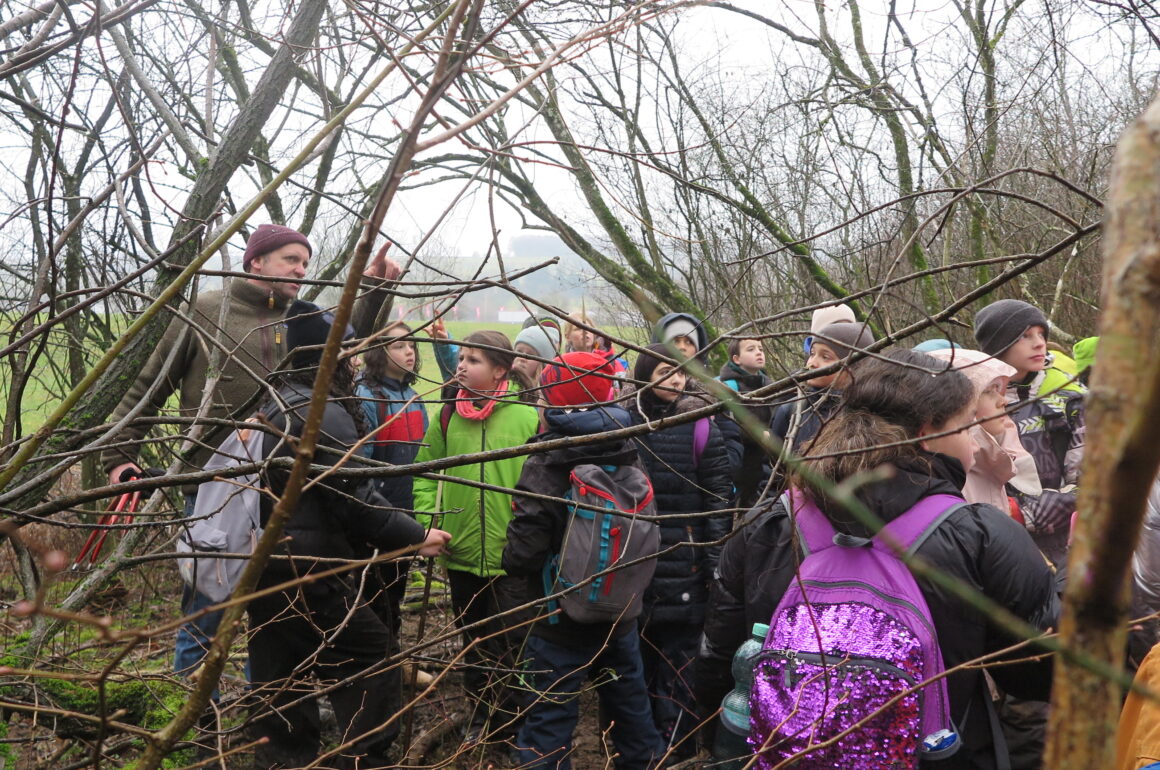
[439,402,454,438]
[783,489,836,557]
[876,494,968,555]
[722,378,740,393]
[368,382,392,429]
[691,416,710,469]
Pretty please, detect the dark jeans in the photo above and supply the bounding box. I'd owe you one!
[447,569,531,734]
[516,631,664,769]
[639,620,701,755]
[247,582,402,769]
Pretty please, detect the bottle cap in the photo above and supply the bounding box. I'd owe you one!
[922,729,960,759]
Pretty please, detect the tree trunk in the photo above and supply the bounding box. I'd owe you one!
[1043,91,1160,768]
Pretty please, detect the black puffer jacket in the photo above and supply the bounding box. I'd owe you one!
[629,390,734,626]
[502,405,643,646]
[695,454,1059,769]
[259,382,427,593]
[718,362,775,506]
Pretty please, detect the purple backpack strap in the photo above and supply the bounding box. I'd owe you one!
[782,489,836,556]
[875,493,968,555]
[785,489,965,557]
[691,416,710,469]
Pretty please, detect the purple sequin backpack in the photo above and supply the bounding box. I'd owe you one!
[748,490,967,768]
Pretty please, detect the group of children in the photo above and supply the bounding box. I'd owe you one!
[701,297,1093,770]
[243,294,1094,769]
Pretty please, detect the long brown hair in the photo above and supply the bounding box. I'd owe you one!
[362,322,419,386]
[794,348,974,503]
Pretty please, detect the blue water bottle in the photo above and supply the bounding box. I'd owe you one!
[712,622,769,768]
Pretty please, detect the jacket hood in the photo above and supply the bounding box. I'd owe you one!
[538,405,638,468]
[652,312,709,356]
[543,405,633,435]
[270,381,314,408]
[719,361,769,389]
[626,383,713,422]
[357,373,409,392]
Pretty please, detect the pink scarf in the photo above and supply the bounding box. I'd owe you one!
[455,379,510,421]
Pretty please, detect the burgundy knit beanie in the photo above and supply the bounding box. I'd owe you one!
[243,224,312,272]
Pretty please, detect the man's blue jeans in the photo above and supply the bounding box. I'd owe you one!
[174,585,224,678]
[516,630,664,769]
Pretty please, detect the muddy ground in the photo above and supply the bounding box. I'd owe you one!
[0,517,648,769]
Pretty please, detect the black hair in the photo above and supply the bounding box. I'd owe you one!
[269,357,368,434]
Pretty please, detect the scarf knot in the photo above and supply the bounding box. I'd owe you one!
[455,379,510,421]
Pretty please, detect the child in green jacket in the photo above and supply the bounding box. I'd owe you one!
[414,330,540,743]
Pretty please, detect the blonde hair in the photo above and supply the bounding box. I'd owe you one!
[564,313,595,339]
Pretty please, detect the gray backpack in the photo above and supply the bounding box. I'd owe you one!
[543,463,661,624]
[177,424,265,603]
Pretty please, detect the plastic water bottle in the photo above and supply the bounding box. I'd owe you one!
[712,622,769,768]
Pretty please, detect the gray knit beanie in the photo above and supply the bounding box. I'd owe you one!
[973,299,1048,357]
[514,324,560,361]
[812,322,874,359]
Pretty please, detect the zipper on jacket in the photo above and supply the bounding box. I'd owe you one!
[477,416,487,575]
[260,322,273,372]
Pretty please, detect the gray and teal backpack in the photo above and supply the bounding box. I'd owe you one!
[543,463,661,624]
